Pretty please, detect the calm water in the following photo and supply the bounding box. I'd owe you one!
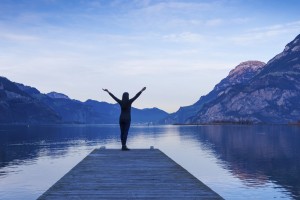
[0,125,300,199]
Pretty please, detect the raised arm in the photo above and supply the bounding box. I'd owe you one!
[102,89,121,104]
[130,87,146,103]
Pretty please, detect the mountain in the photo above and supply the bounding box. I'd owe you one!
[14,83,92,123]
[0,77,60,124]
[83,100,168,124]
[0,77,168,124]
[161,61,266,124]
[190,34,300,124]
[82,99,120,124]
[43,93,168,124]
[131,107,168,124]
[47,92,70,99]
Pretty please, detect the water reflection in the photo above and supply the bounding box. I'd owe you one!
[176,125,300,199]
[0,125,300,199]
[0,125,115,169]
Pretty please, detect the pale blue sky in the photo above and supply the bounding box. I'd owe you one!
[1,0,300,112]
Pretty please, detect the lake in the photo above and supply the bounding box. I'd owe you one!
[0,124,299,199]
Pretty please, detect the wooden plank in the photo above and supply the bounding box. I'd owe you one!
[38,149,223,199]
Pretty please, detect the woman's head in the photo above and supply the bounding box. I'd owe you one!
[122,92,129,101]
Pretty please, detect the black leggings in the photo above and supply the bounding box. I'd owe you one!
[120,121,130,146]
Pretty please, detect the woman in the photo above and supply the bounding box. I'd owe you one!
[103,87,146,150]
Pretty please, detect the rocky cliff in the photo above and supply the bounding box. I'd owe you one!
[190,34,300,124]
[161,61,266,124]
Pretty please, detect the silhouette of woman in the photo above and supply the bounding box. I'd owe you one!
[103,87,146,150]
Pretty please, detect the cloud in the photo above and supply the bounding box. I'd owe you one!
[0,32,39,42]
[163,32,204,43]
[138,1,215,13]
[205,19,223,26]
[231,17,251,24]
[203,18,250,27]
[232,20,300,45]
[125,0,221,29]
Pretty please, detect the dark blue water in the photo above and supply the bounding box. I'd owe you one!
[0,125,300,199]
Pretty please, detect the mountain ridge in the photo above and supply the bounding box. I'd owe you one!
[189,34,300,124]
[0,77,61,124]
[0,77,168,124]
[161,60,266,124]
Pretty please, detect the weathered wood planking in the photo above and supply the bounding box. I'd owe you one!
[38,149,223,199]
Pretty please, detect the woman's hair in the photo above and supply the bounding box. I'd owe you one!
[122,92,129,101]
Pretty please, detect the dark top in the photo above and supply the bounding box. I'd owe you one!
[108,91,142,123]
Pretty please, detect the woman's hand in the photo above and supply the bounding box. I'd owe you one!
[102,88,109,92]
[141,87,146,92]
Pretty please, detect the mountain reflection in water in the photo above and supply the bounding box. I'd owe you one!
[177,125,300,198]
[0,125,299,199]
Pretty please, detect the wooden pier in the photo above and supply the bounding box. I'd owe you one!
[38,148,223,199]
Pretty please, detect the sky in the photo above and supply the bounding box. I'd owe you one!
[1,0,300,113]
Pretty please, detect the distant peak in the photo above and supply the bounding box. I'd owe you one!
[229,61,266,76]
[47,92,70,99]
